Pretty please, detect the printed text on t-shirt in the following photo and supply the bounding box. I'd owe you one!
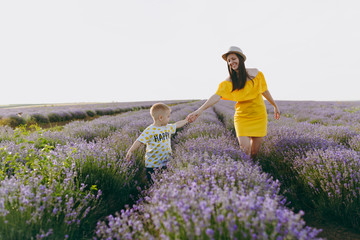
[154,132,170,142]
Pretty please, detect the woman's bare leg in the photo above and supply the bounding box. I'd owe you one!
[237,136,251,156]
[250,137,263,159]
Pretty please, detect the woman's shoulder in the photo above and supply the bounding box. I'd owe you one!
[224,77,231,82]
[217,78,232,90]
[246,68,260,78]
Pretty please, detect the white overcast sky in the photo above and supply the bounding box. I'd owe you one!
[1,0,359,105]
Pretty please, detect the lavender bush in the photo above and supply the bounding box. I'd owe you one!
[0,147,101,239]
[349,134,360,151]
[294,147,360,227]
[0,100,188,128]
[0,102,201,239]
[215,99,360,230]
[96,108,321,239]
[1,99,357,238]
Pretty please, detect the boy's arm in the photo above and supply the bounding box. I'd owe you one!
[175,119,188,129]
[125,140,144,161]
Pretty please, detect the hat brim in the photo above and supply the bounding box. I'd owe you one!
[222,51,246,61]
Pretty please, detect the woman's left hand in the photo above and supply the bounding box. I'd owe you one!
[274,106,280,120]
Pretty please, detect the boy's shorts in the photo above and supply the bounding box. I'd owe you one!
[146,166,167,183]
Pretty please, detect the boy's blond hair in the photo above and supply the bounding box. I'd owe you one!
[150,103,171,120]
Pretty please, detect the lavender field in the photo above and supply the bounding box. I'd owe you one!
[0,100,359,239]
[0,100,186,128]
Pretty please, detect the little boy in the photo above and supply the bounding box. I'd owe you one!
[125,102,188,182]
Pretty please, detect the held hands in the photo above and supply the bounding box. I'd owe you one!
[186,110,201,123]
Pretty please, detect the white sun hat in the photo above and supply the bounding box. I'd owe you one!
[222,46,247,61]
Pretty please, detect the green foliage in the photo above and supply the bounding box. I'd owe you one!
[70,111,87,120]
[86,110,96,117]
[257,153,314,211]
[0,146,101,239]
[344,107,360,113]
[0,115,26,128]
[47,112,62,123]
[112,108,123,114]
[29,113,50,124]
[282,113,293,118]
[71,148,146,236]
[61,112,73,121]
[309,119,325,125]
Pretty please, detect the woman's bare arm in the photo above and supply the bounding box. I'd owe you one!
[262,90,280,120]
[187,94,221,122]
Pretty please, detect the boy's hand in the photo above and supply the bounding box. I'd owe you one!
[125,140,143,161]
[125,151,133,161]
[175,119,189,129]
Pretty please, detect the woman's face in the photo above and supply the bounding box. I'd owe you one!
[226,53,239,71]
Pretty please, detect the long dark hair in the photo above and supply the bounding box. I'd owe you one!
[227,53,253,92]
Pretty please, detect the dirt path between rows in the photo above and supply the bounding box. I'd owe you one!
[304,213,360,240]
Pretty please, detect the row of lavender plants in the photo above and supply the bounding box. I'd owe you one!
[0,100,189,128]
[0,101,201,239]
[95,107,322,239]
[264,100,360,128]
[214,100,360,230]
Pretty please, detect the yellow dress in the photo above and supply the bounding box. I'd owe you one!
[215,71,268,137]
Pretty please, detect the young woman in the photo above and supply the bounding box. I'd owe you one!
[187,46,280,158]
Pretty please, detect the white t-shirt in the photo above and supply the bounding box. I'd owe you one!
[137,124,176,168]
